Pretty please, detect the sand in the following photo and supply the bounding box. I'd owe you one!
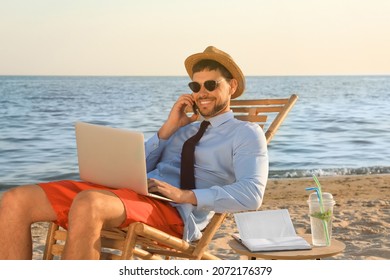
[28,174,390,260]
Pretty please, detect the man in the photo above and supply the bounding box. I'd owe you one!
[0,46,268,259]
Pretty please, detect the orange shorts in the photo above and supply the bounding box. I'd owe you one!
[38,180,184,238]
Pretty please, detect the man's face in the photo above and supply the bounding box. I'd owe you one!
[191,69,236,118]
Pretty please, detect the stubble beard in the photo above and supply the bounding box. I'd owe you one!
[199,99,229,118]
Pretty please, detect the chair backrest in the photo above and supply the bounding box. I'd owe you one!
[230,94,298,144]
[187,94,298,144]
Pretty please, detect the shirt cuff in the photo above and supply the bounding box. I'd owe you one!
[192,188,216,211]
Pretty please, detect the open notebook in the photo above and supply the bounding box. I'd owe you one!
[233,209,311,252]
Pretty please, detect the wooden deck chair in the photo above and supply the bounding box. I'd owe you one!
[43,94,298,260]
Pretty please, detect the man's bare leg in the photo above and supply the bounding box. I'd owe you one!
[0,185,57,259]
[61,190,126,260]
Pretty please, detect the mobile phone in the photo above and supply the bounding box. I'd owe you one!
[192,103,198,114]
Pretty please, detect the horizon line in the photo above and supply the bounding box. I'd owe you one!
[1,74,389,78]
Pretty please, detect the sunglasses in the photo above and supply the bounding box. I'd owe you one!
[188,79,224,93]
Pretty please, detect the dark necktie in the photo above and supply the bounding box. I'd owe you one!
[180,121,211,190]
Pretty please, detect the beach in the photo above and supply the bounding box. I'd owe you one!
[28,174,390,260]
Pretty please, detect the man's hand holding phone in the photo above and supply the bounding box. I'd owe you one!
[158,94,199,140]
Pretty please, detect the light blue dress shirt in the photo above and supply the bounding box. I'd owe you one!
[145,111,268,241]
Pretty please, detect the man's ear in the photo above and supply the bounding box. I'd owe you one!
[229,79,238,96]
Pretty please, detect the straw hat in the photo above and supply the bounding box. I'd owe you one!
[184,46,245,99]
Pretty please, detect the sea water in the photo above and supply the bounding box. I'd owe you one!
[1,75,390,190]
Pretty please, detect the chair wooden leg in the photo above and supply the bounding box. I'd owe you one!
[120,223,139,259]
[43,222,59,260]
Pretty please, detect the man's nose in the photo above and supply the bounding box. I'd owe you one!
[198,85,209,96]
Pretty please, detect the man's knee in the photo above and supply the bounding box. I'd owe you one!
[69,191,107,220]
[0,185,55,222]
[1,186,33,212]
[68,190,125,228]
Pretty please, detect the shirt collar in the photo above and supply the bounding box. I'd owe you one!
[200,111,234,128]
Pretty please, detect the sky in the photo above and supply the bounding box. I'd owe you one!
[1,0,389,76]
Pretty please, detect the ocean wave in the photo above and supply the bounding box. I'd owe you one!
[269,166,390,179]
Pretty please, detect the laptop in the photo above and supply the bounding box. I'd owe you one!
[75,121,172,202]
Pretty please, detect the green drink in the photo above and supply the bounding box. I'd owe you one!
[307,192,335,246]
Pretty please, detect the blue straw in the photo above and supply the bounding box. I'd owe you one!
[305,187,321,202]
